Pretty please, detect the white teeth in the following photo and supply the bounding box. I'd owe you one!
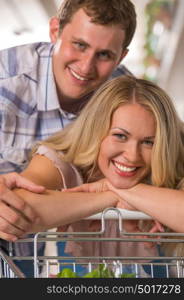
[70,68,88,81]
[114,162,136,172]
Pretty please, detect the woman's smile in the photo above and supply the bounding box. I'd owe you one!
[98,103,155,188]
[113,160,139,177]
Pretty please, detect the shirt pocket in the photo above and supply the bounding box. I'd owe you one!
[0,111,32,171]
[2,146,30,167]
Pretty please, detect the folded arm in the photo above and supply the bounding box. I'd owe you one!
[68,179,184,232]
[114,183,184,233]
[13,155,119,232]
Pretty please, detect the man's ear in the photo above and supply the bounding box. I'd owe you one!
[118,48,129,65]
[49,17,60,43]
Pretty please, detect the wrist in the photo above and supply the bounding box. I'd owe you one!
[102,190,119,207]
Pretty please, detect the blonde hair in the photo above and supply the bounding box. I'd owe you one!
[37,75,184,187]
[35,75,184,255]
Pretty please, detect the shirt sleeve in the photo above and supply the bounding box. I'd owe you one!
[35,145,83,188]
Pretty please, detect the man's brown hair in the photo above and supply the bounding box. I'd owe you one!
[57,0,136,49]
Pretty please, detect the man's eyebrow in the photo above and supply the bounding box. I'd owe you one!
[99,49,117,57]
[112,127,155,139]
[72,36,89,45]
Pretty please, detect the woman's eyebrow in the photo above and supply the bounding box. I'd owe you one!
[112,127,155,139]
[112,127,130,135]
[144,136,155,140]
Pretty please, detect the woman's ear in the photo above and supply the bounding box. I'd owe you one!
[49,17,60,43]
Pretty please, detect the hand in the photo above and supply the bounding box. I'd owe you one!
[144,220,164,248]
[0,173,45,241]
[116,199,136,211]
[2,172,45,192]
[64,179,136,210]
[63,178,109,193]
[126,220,164,249]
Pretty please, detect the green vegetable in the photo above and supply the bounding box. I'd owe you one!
[83,264,115,278]
[57,264,136,278]
[120,273,136,278]
[57,268,78,278]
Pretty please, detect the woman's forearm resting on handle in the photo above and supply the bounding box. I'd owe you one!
[113,183,184,233]
[67,180,184,233]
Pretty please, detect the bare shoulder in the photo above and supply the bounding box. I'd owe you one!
[21,154,63,190]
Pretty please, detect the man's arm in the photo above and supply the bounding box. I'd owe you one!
[0,173,45,241]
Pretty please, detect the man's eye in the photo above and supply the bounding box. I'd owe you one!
[73,42,86,50]
[98,51,111,60]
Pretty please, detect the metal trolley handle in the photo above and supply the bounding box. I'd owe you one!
[86,207,151,220]
[86,207,152,235]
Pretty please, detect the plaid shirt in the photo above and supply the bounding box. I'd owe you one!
[0,42,131,174]
[0,42,131,257]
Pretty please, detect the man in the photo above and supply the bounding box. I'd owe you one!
[0,0,136,276]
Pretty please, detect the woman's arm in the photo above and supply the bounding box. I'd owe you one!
[66,180,184,232]
[109,183,184,233]
[13,155,119,232]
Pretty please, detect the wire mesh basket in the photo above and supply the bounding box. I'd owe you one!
[1,208,184,278]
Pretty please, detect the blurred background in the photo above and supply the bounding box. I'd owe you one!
[0,0,184,118]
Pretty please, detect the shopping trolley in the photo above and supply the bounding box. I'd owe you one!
[1,208,184,278]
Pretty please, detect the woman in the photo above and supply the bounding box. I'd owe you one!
[3,76,184,257]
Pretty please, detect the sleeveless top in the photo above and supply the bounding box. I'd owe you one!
[36,145,158,260]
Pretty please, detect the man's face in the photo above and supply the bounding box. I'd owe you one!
[50,8,127,110]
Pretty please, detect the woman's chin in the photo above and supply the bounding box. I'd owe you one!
[110,180,136,189]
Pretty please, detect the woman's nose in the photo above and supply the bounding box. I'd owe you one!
[122,142,141,163]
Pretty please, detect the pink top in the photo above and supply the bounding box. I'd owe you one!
[36,145,158,260]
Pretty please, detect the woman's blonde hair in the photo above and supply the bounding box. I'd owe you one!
[37,75,184,188]
[35,75,184,255]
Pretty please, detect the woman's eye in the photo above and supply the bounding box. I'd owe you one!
[143,140,154,147]
[113,133,127,140]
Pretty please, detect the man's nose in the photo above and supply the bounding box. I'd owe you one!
[79,52,96,75]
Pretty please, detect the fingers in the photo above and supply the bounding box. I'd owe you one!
[0,202,32,231]
[0,186,37,223]
[0,200,33,230]
[2,172,45,193]
[63,180,109,193]
[0,175,39,225]
[143,220,165,248]
[15,176,45,193]
[0,199,39,241]
[0,231,17,242]
[0,179,40,242]
[0,180,39,243]
[62,184,90,192]
[0,216,24,241]
[152,220,165,233]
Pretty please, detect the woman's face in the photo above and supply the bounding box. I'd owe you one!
[98,103,156,189]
